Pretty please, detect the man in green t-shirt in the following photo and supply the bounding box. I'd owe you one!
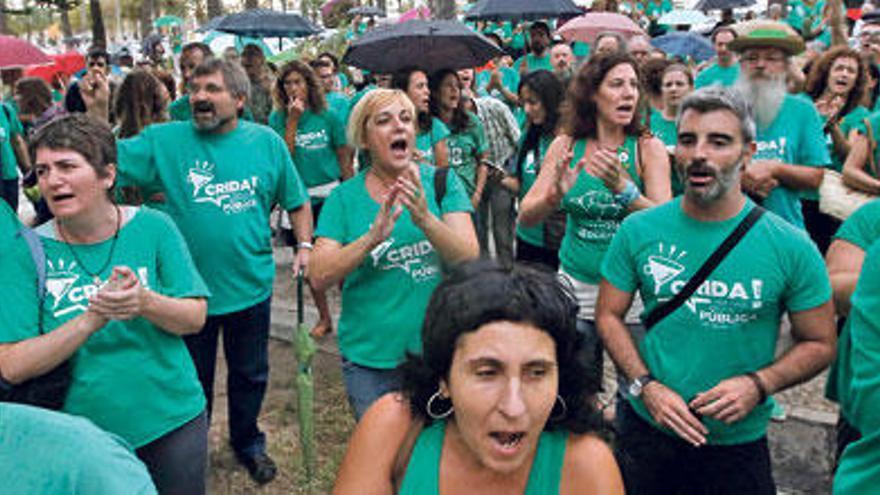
[729,21,829,229]
[514,22,553,75]
[695,27,741,89]
[167,42,213,122]
[116,59,312,485]
[597,87,835,493]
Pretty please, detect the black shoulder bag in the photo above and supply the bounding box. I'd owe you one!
[0,226,72,410]
[643,206,766,330]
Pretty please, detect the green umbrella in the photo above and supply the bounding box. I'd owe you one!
[267,46,299,65]
[295,273,317,480]
[153,15,184,28]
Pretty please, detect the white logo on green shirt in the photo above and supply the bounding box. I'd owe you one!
[46,259,150,318]
[755,137,787,160]
[296,129,330,150]
[187,160,260,214]
[368,237,439,282]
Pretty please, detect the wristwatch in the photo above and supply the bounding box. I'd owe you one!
[628,374,655,397]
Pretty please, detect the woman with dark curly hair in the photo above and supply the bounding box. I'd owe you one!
[519,52,670,390]
[268,60,353,338]
[333,260,623,494]
[804,46,869,253]
[114,69,169,139]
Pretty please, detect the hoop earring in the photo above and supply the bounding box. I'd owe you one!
[550,395,568,422]
[426,390,454,420]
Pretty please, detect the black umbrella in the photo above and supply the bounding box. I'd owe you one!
[464,0,582,21]
[215,9,321,39]
[196,14,227,33]
[348,5,386,17]
[693,0,755,11]
[342,20,503,73]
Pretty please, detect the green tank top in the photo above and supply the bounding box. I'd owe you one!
[399,420,568,495]
[559,135,642,284]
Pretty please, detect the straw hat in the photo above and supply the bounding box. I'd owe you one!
[728,20,805,56]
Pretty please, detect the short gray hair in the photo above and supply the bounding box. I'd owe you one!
[677,86,756,144]
[192,58,251,100]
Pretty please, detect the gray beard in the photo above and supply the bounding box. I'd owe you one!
[735,74,787,130]
[683,156,744,207]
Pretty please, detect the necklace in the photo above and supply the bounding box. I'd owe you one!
[57,205,122,286]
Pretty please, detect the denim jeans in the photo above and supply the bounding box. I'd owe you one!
[615,401,776,495]
[477,182,515,264]
[341,357,401,421]
[136,410,208,495]
[184,297,271,460]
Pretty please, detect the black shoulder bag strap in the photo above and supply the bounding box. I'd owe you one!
[434,167,449,208]
[643,206,766,330]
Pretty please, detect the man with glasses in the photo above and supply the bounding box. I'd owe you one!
[729,21,829,230]
[64,47,116,121]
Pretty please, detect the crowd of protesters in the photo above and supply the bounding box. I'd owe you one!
[2,0,880,493]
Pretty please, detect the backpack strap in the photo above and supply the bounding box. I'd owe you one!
[17,225,47,333]
[434,167,449,209]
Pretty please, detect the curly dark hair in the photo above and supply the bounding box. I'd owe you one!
[429,69,470,134]
[114,69,168,139]
[14,77,53,117]
[516,70,564,171]
[275,60,327,113]
[562,51,643,139]
[806,46,867,120]
[398,259,606,436]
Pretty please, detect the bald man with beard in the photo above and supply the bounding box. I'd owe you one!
[729,21,829,230]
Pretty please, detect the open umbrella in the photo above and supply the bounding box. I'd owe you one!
[215,9,321,39]
[398,6,431,23]
[196,14,227,33]
[294,274,317,480]
[651,31,715,61]
[344,20,503,73]
[349,5,386,17]
[556,12,644,44]
[153,15,184,28]
[692,0,755,11]
[658,9,711,26]
[465,0,582,21]
[24,51,85,83]
[0,36,51,69]
[201,31,275,57]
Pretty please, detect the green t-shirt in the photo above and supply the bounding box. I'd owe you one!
[786,0,810,32]
[0,201,39,335]
[649,108,683,196]
[694,63,741,89]
[559,136,642,284]
[445,112,488,195]
[167,94,255,122]
[572,41,590,59]
[315,165,472,368]
[0,102,23,180]
[829,106,870,173]
[514,52,553,74]
[825,199,880,406]
[117,121,308,315]
[326,91,352,127]
[753,94,830,229]
[475,66,520,108]
[515,131,554,247]
[416,117,451,166]
[833,240,880,495]
[399,420,567,494]
[0,403,157,494]
[602,199,831,445]
[860,111,880,178]
[268,108,348,189]
[7,207,209,448]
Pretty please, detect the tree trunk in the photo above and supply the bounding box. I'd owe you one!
[433,0,455,19]
[207,0,223,19]
[60,8,74,38]
[245,0,259,9]
[376,0,386,12]
[139,0,152,38]
[0,0,7,35]
[90,0,107,48]
[830,0,845,47]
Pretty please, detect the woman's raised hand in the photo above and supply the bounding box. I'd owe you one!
[585,146,628,193]
[396,165,431,227]
[367,184,404,247]
[552,140,583,200]
[88,266,145,321]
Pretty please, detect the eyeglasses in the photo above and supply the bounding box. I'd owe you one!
[741,53,786,65]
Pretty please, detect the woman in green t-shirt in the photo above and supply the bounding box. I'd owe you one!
[310,89,478,419]
[804,47,870,253]
[392,68,450,167]
[430,69,489,209]
[269,60,354,338]
[333,261,623,494]
[0,115,210,494]
[499,70,565,269]
[519,52,671,389]
[652,63,694,195]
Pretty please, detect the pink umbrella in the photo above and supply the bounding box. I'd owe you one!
[0,35,51,69]
[556,12,644,44]
[398,6,431,23]
[321,0,345,18]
